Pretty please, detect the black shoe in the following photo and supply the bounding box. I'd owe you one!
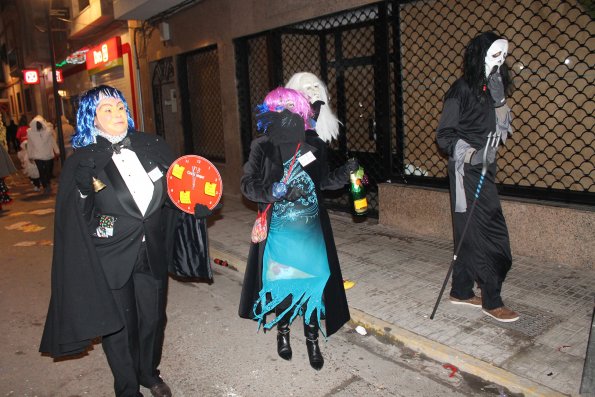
[149,381,172,397]
[277,318,292,360]
[304,321,324,370]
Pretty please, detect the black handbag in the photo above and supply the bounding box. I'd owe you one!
[170,212,213,281]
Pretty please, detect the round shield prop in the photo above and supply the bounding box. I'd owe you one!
[166,155,223,214]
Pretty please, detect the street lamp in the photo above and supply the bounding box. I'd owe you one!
[46,1,66,164]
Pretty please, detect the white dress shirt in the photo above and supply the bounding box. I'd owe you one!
[112,148,154,216]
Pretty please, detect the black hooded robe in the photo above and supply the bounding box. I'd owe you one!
[436,78,512,310]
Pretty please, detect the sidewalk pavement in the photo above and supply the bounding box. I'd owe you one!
[208,195,595,397]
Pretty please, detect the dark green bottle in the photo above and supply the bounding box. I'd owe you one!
[349,165,368,216]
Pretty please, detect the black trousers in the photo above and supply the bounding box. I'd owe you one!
[34,159,53,189]
[102,244,167,397]
[448,161,512,310]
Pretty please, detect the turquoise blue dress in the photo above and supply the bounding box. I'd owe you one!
[253,150,331,334]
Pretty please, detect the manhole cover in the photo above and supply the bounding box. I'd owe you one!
[481,302,561,337]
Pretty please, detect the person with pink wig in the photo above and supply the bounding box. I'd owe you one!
[239,87,357,370]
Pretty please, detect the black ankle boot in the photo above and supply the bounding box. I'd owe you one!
[304,321,323,370]
[277,316,292,361]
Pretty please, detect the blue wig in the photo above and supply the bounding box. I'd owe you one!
[72,85,135,148]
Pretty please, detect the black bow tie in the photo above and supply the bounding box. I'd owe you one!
[111,137,132,154]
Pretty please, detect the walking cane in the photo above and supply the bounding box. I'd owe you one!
[430,132,500,320]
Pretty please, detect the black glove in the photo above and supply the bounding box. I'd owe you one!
[487,70,506,107]
[284,186,306,201]
[75,158,96,196]
[311,100,325,121]
[470,146,497,166]
[345,158,360,174]
[194,203,222,219]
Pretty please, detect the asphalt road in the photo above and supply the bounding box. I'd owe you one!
[0,174,515,396]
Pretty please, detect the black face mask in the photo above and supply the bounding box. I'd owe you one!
[259,109,305,145]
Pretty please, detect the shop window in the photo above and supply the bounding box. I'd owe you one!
[24,89,32,112]
[16,92,22,113]
[78,0,90,13]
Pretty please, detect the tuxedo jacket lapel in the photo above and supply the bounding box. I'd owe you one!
[144,173,164,217]
[103,154,166,219]
[103,160,143,218]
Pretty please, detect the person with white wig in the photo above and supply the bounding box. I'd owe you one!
[285,72,357,290]
[285,72,340,144]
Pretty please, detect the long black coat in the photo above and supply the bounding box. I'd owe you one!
[238,130,350,337]
[39,132,180,357]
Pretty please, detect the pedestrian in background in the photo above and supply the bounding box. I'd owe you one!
[239,87,355,370]
[436,31,518,322]
[0,123,17,209]
[17,139,40,191]
[26,115,58,195]
[60,115,75,158]
[6,118,18,153]
[16,115,29,144]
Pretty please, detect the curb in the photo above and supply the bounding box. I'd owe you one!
[208,245,568,397]
[348,308,568,397]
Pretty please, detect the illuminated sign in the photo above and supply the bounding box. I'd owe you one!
[23,69,40,84]
[56,69,63,83]
[86,37,123,75]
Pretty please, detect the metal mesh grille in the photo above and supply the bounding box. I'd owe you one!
[247,36,270,139]
[395,0,594,198]
[235,0,594,216]
[151,57,175,138]
[185,47,225,162]
[281,7,383,215]
[282,34,321,80]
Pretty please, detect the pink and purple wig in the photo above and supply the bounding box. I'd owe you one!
[262,87,312,128]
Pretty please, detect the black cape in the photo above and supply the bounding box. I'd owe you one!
[39,132,205,357]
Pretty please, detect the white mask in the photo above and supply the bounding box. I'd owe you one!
[299,74,322,102]
[485,39,508,77]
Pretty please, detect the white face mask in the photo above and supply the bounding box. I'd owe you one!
[485,39,508,77]
[299,74,322,102]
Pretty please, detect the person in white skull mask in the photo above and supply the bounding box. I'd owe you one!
[436,31,518,322]
[285,72,340,143]
[286,72,357,291]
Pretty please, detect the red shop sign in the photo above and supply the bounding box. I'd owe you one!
[86,36,122,74]
[23,69,40,84]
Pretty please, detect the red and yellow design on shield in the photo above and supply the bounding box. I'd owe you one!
[166,155,223,214]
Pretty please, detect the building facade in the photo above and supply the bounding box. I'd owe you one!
[132,0,593,267]
[2,0,592,267]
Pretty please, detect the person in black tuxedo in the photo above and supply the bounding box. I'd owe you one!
[40,85,213,397]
